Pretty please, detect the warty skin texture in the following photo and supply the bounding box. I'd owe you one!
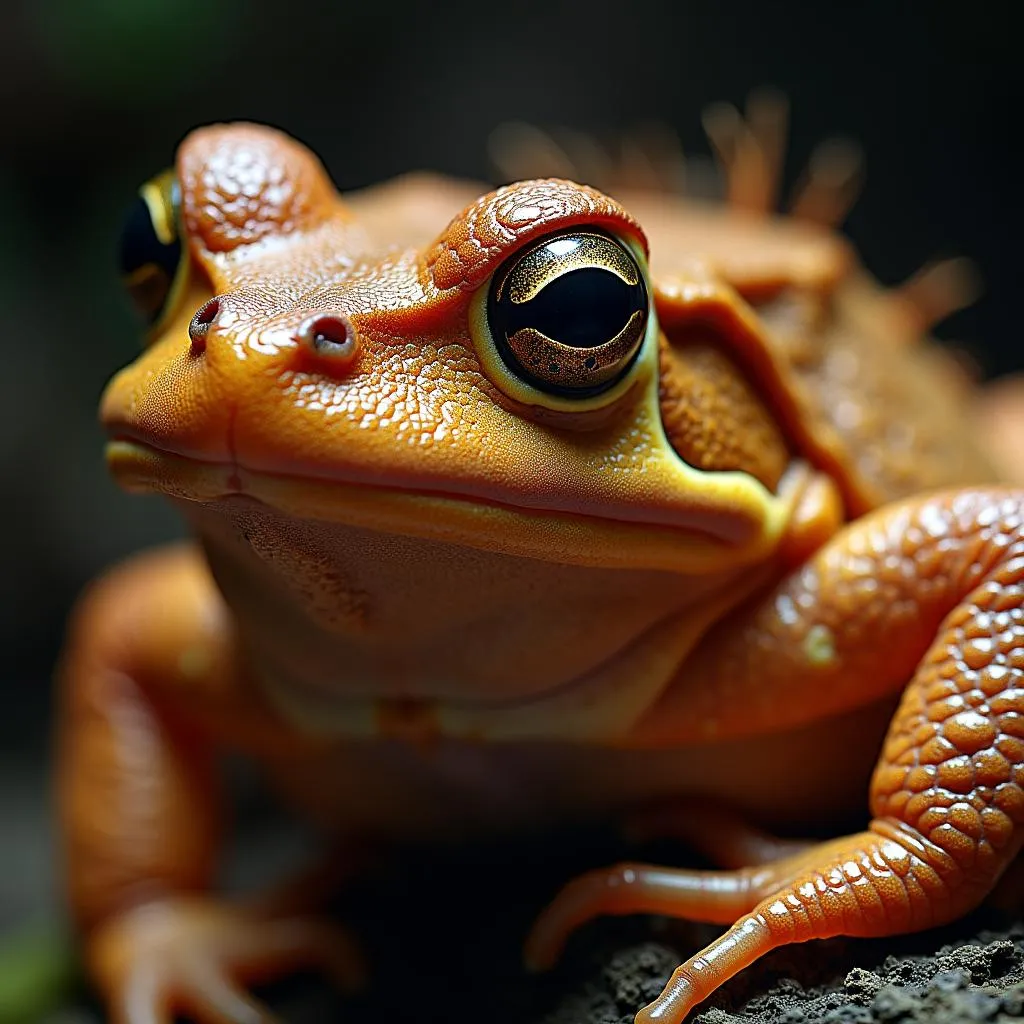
[59,119,1024,1024]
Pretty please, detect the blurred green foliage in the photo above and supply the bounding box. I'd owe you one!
[28,0,238,102]
[0,926,76,1024]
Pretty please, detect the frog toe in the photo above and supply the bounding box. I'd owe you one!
[171,963,280,1024]
[523,859,765,972]
[92,900,365,1024]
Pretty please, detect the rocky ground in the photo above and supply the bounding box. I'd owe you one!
[542,918,1024,1024]
[14,825,1024,1024]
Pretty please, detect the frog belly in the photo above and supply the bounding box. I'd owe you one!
[263,696,895,843]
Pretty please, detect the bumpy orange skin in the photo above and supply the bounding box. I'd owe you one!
[60,121,1023,1023]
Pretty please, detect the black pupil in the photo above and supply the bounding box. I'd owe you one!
[118,183,182,325]
[506,267,642,349]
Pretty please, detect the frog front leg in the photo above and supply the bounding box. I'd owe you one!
[528,488,1024,1023]
[57,544,361,1024]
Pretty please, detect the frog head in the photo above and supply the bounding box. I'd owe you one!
[103,123,801,741]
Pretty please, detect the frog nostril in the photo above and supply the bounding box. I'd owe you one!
[188,297,221,350]
[297,314,359,364]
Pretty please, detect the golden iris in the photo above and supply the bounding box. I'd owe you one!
[486,230,648,397]
[118,170,189,339]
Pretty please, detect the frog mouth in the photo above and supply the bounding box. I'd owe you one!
[106,434,791,573]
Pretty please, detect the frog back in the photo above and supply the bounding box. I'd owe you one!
[626,187,996,518]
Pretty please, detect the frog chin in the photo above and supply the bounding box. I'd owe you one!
[248,585,746,744]
[174,490,777,746]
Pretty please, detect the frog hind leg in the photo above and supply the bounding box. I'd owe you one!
[527,488,1024,1024]
[58,544,362,1024]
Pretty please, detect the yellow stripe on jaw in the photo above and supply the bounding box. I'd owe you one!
[106,437,792,574]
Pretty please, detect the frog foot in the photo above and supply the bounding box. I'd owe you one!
[88,897,364,1024]
[524,828,966,1023]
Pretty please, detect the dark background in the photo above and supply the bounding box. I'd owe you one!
[0,0,1018,935]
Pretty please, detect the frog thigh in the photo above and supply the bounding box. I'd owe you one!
[57,544,361,1023]
[529,487,1024,1023]
[56,543,234,932]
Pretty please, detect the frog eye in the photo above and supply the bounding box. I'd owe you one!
[483,230,649,400]
[118,170,189,336]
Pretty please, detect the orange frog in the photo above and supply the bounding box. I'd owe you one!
[62,104,1024,1024]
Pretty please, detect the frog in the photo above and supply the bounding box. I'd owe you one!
[60,104,1024,1024]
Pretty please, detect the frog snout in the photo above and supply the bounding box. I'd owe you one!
[185,296,361,377]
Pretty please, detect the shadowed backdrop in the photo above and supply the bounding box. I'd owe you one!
[0,0,1018,936]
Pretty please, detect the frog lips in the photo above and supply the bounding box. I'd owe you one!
[105,430,787,573]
